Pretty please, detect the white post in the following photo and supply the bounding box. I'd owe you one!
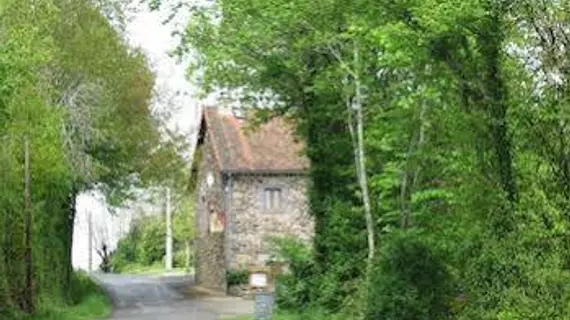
[165,187,173,271]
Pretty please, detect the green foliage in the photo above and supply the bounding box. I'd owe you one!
[269,237,315,311]
[110,225,141,273]
[173,249,190,269]
[454,229,570,319]
[226,269,249,286]
[112,202,195,273]
[111,216,164,270]
[151,0,570,318]
[367,231,452,320]
[11,271,111,320]
[67,272,109,307]
[173,197,196,249]
[0,0,167,315]
[139,217,167,266]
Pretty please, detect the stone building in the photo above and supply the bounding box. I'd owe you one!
[192,107,314,291]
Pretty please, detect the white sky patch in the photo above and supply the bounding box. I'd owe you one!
[126,6,201,138]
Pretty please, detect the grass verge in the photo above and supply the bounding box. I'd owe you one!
[18,271,112,320]
[227,310,347,320]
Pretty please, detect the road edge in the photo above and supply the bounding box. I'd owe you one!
[88,272,119,319]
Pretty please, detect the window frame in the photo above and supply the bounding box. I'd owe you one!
[261,185,285,212]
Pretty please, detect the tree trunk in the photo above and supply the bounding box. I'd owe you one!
[481,6,518,204]
[23,137,34,313]
[65,186,77,299]
[400,98,427,228]
[355,87,374,267]
[348,42,375,268]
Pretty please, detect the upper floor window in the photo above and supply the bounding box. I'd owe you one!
[264,187,283,211]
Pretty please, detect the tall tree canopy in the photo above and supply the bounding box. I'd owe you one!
[0,0,178,316]
[161,0,570,318]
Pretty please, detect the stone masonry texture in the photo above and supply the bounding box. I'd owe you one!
[227,174,314,269]
[194,108,314,291]
[195,134,226,291]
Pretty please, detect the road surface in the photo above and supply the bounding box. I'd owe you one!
[93,273,250,320]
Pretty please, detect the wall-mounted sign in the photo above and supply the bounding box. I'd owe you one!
[208,201,225,233]
[250,272,268,288]
[248,266,272,289]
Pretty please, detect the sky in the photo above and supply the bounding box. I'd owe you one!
[126,4,200,136]
[71,4,200,271]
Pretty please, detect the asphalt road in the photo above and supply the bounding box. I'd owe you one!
[93,273,220,320]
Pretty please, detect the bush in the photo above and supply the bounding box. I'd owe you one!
[139,217,166,266]
[68,271,107,305]
[366,231,452,320]
[173,249,193,269]
[112,216,167,271]
[110,223,141,272]
[455,236,570,319]
[226,269,249,286]
[270,236,315,311]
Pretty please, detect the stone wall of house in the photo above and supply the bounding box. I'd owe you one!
[195,135,227,290]
[195,233,226,290]
[227,174,314,269]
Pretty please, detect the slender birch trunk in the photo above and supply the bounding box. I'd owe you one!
[24,137,34,313]
[346,41,375,267]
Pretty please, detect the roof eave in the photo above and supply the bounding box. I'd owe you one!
[221,168,309,175]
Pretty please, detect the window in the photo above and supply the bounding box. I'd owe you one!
[264,187,283,211]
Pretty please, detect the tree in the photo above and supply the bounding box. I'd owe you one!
[155,0,570,317]
[0,0,172,314]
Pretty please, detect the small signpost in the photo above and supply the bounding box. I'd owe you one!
[249,267,275,320]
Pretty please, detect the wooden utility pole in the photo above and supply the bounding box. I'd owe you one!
[24,137,35,313]
[165,187,173,271]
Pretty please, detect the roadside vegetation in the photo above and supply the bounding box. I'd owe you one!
[110,199,195,275]
[150,0,570,318]
[228,311,346,320]
[0,0,186,318]
[14,272,111,320]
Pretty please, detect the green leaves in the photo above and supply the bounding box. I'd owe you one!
[0,0,173,314]
[173,0,570,317]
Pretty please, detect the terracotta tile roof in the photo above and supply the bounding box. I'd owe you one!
[202,107,309,173]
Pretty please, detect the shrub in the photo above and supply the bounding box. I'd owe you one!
[110,225,141,272]
[269,236,315,311]
[226,269,249,286]
[139,217,166,266]
[111,216,166,271]
[68,271,107,305]
[456,236,570,319]
[173,249,193,269]
[366,231,452,320]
